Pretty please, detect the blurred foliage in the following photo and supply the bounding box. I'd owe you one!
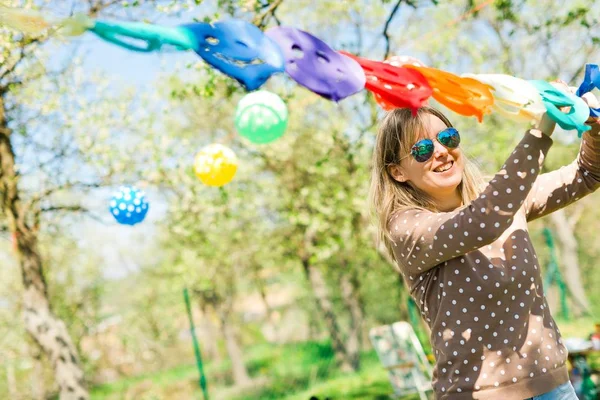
[0,0,599,398]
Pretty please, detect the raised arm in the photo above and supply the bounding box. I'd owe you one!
[390,129,553,276]
[524,91,600,221]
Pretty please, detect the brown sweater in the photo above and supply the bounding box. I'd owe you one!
[390,128,600,399]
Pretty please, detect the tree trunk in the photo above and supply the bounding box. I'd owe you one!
[5,363,18,400]
[0,99,88,399]
[198,303,222,363]
[374,242,410,321]
[17,224,88,400]
[307,307,322,340]
[545,284,560,316]
[31,356,46,400]
[340,269,364,371]
[217,306,250,386]
[253,268,280,343]
[549,209,590,316]
[301,258,354,372]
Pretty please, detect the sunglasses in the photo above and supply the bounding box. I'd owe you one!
[401,127,461,163]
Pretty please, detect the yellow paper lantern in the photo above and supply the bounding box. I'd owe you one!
[194,144,238,187]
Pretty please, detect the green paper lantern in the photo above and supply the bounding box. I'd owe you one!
[235,90,288,144]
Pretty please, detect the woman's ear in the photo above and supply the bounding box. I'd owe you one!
[388,164,408,183]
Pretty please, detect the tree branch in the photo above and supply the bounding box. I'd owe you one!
[382,0,407,59]
[24,181,104,219]
[252,0,284,29]
[87,0,123,16]
[0,0,131,85]
[40,205,88,213]
[566,44,597,84]
[0,37,42,82]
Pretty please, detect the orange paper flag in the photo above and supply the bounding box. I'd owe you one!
[405,65,494,122]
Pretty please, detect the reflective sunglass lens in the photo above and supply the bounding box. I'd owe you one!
[411,139,434,162]
[438,128,460,148]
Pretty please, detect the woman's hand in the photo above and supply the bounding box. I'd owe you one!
[552,79,600,126]
[534,80,600,136]
[535,112,556,137]
[533,80,567,136]
[581,91,600,126]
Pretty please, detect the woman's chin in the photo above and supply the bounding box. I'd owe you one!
[426,172,462,191]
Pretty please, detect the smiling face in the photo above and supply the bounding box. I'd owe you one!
[391,113,465,204]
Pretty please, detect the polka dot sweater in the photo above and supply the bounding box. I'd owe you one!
[389,129,600,399]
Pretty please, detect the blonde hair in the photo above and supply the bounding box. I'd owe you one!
[369,107,485,263]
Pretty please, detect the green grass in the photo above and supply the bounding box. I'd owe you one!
[91,317,599,399]
[90,340,402,400]
[554,316,598,338]
[223,346,390,400]
[281,361,411,400]
[90,363,199,398]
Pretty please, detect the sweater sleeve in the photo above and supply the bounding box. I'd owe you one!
[390,130,553,276]
[524,128,600,221]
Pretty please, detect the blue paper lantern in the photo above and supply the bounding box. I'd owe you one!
[109,186,149,226]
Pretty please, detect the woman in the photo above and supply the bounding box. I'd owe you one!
[369,85,600,399]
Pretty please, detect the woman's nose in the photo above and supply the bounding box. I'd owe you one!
[432,141,448,158]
